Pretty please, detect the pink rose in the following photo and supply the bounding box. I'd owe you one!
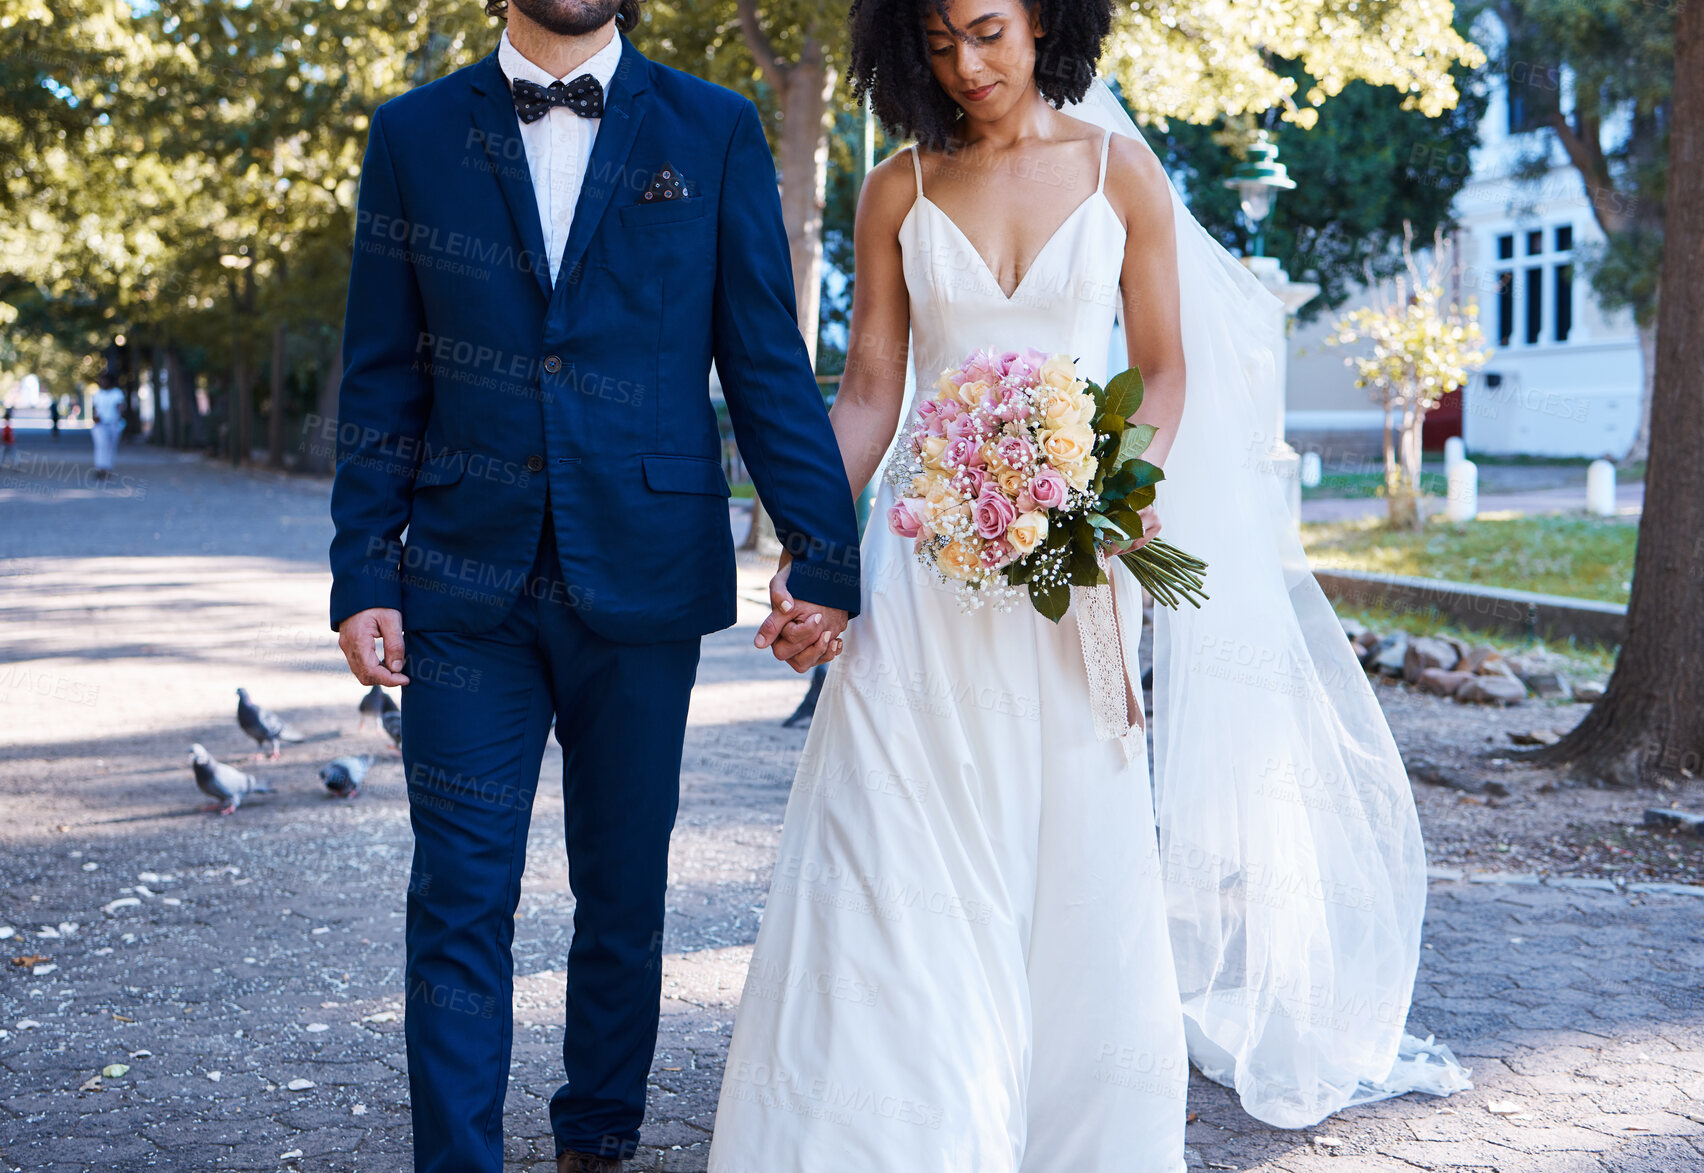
[887,498,925,539]
[957,467,991,498]
[994,434,1034,469]
[943,436,984,470]
[1029,467,1069,510]
[961,349,1005,385]
[917,400,947,436]
[980,537,1016,567]
[973,483,1018,540]
[945,412,980,442]
[1015,488,1037,514]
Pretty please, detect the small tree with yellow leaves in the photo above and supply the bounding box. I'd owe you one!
[1327,224,1490,530]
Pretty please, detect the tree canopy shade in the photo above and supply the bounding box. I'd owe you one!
[1,0,1487,465]
[1104,0,1486,130]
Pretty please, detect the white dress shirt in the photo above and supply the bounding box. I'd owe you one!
[498,29,624,282]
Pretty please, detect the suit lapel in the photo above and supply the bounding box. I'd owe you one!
[552,36,651,294]
[468,51,553,299]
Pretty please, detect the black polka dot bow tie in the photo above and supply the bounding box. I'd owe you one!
[510,74,604,123]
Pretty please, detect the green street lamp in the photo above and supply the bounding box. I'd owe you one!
[1222,130,1296,258]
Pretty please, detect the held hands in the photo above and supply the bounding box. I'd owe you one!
[754,560,849,673]
[337,607,411,687]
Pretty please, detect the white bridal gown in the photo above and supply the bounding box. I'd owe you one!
[710,132,1192,1173]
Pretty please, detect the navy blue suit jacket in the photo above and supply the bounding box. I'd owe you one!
[328,37,861,642]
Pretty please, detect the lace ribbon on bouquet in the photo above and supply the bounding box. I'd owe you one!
[1072,552,1145,756]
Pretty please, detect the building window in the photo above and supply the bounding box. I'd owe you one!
[1555,263,1574,342]
[1491,222,1575,348]
[1524,266,1544,345]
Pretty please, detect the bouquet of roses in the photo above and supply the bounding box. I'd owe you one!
[884,347,1207,621]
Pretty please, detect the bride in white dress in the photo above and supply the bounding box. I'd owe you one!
[711,1,1470,1170]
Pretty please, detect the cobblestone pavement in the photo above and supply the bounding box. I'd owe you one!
[2,436,1701,1172]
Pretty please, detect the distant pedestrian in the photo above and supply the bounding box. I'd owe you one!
[48,398,60,439]
[90,374,125,481]
[0,408,15,469]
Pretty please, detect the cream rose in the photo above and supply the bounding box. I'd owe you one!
[995,466,1027,496]
[1060,455,1097,491]
[956,378,994,409]
[1040,386,1095,428]
[922,477,962,518]
[937,539,982,580]
[1006,510,1049,555]
[1037,354,1079,392]
[1042,422,1095,467]
[921,435,949,470]
[911,471,946,498]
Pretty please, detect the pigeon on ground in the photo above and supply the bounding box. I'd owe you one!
[319,755,375,800]
[357,684,397,731]
[782,665,828,729]
[381,707,403,755]
[236,687,305,760]
[189,743,273,814]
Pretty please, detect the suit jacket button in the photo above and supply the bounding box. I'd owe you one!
[525,455,545,473]
[542,354,562,374]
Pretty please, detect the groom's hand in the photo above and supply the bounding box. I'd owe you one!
[755,564,848,673]
[338,607,411,687]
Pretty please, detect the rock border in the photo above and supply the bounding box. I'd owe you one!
[1426,865,1704,898]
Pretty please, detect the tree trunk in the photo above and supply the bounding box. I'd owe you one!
[268,322,287,470]
[1624,316,1659,466]
[303,331,343,476]
[776,48,835,362]
[1532,0,1704,787]
[149,341,169,447]
[734,4,835,555]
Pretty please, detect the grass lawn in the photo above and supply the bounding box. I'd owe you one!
[1301,513,1638,605]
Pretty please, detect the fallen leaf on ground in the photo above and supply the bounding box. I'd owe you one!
[1487,1100,1525,1115]
[286,1078,316,1091]
[101,1064,130,1078]
[77,1075,102,1092]
[10,955,48,967]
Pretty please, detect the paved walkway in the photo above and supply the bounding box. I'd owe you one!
[1301,483,1645,525]
[1,435,1700,1171]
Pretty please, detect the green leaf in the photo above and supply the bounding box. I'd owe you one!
[1029,579,1070,623]
[1101,367,1146,420]
[1085,511,1131,539]
[1116,424,1158,464]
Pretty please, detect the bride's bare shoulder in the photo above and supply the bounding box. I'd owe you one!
[857,148,923,229]
[1104,134,1175,236]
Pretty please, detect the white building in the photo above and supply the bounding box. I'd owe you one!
[1285,12,1644,461]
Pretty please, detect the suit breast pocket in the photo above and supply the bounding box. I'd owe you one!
[618,198,708,228]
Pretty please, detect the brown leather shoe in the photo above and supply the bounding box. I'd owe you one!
[557,1151,621,1173]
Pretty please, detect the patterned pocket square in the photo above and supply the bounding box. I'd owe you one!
[639,162,692,203]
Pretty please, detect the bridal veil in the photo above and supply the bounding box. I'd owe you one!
[1065,79,1472,1127]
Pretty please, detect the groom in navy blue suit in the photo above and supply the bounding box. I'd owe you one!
[328,0,860,1168]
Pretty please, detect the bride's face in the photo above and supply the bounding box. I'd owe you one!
[923,0,1046,125]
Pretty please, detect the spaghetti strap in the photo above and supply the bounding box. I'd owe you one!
[1095,129,1111,194]
[910,144,924,197]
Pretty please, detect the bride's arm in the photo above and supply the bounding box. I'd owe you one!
[1107,135,1186,470]
[827,152,915,499]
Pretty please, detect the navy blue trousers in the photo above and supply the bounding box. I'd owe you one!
[399,520,701,1171]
